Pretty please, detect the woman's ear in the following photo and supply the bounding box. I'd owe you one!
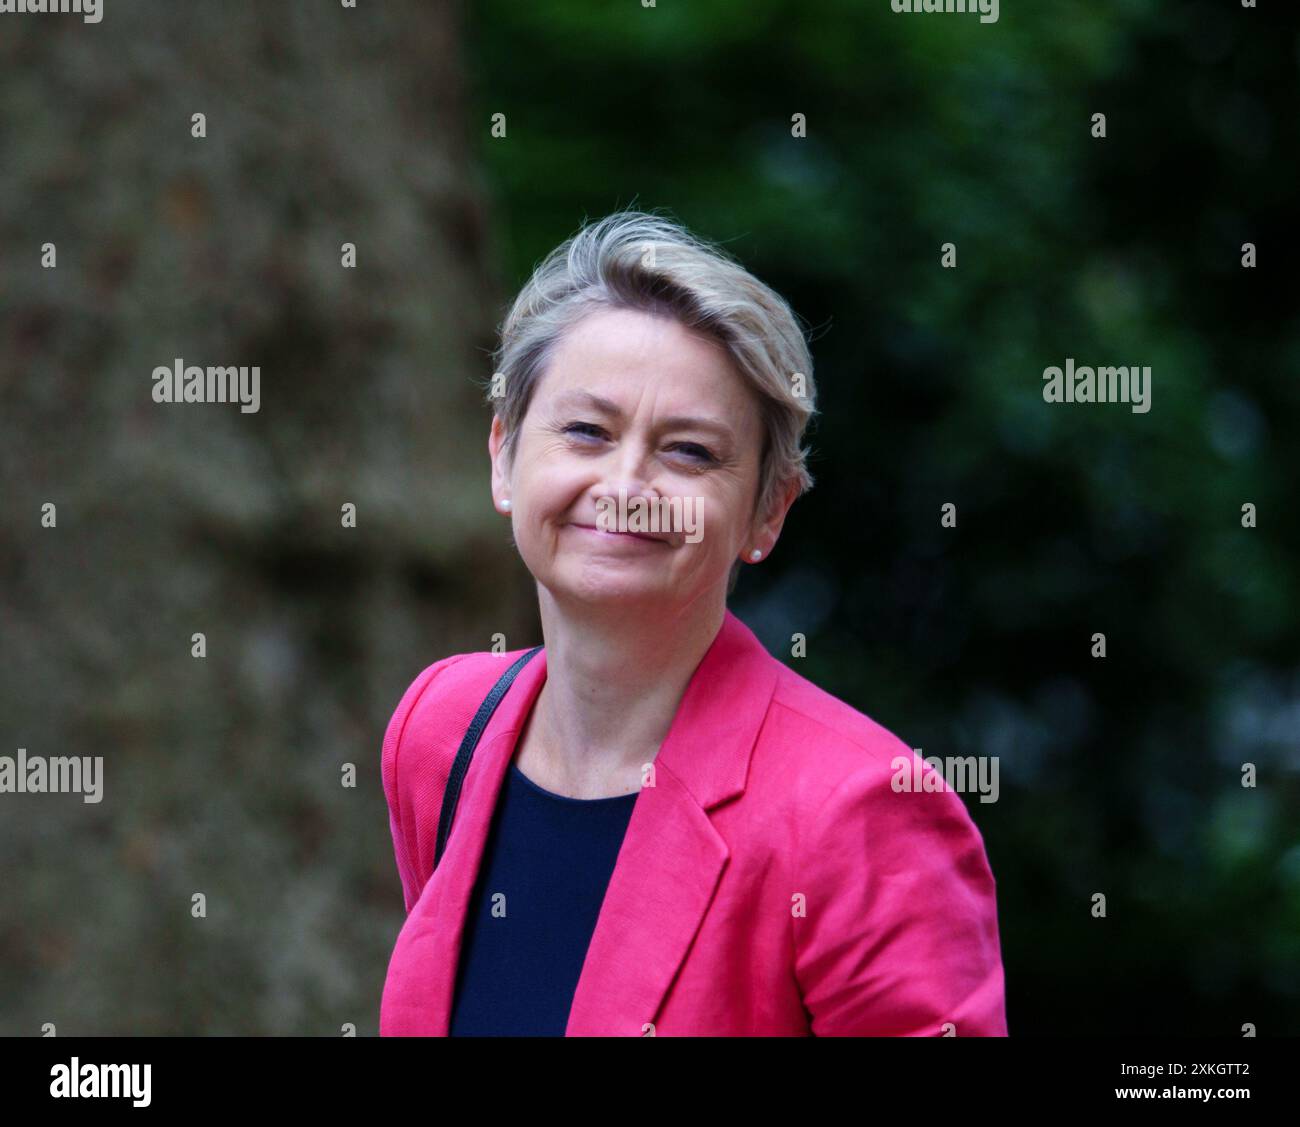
[749,478,801,559]
[488,415,512,511]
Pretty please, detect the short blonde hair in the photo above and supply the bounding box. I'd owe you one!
[486,208,817,589]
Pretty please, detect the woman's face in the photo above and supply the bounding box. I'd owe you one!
[490,306,791,613]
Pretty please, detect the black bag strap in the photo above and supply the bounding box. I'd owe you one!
[433,645,543,871]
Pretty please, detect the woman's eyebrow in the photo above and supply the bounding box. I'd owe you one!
[553,390,736,441]
[553,390,622,416]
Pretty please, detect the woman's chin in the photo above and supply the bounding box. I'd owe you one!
[544,563,680,608]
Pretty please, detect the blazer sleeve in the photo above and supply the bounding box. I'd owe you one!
[380,653,472,914]
[792,760,1008,1036]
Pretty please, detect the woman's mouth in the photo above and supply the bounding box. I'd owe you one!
[569,523,670,545]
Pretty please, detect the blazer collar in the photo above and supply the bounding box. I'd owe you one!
[483,605,780,809]
[409,607,781,1035]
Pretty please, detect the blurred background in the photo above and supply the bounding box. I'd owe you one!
[1,0,1296,1035]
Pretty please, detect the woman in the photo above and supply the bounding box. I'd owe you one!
[380,210,1007,1036]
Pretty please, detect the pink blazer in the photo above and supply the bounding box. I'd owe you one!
[380,609,1008,1036]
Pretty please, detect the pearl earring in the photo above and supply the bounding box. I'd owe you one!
[500,498,511,512]
[749,549,762,562]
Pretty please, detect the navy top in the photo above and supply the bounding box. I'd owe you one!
[448,760,639,1036]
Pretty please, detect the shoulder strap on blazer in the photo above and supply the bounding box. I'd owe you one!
[433,645,543,872]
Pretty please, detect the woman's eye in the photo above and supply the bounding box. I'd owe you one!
[561,423,714,465]
[670,443,716,464]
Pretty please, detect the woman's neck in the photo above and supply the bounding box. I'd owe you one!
[521,590,727,798]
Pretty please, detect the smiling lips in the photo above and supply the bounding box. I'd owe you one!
[570,523,671,546]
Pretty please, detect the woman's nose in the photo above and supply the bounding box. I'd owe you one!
[597,440,659,498]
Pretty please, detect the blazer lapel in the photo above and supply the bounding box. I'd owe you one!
[406,651,549,1035]
[564,766,729,1036]
[566,609,779,1035]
